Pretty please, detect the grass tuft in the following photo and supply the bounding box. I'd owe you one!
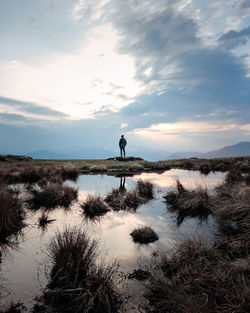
[44,228,120,313]
[104,188,126,211]
[145,239,250,313]
[0,186,25,243]
[81,195,109,219]
[136,179,154,199]
[26,183,78,210]
[164,179,211,226]
[130,226,159,244]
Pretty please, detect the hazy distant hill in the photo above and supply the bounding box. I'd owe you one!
[202,142,250,158]
[167,151,203,159]
[27,150,69,159]
[167,142,250,159]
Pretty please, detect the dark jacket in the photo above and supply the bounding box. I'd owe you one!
[119,137,127,148]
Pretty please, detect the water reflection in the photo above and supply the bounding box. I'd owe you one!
[0,169,225,309]
[119,177,127,193]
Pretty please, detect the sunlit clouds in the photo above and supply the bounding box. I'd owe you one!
[0,0,250,156]
[0,23,143,120]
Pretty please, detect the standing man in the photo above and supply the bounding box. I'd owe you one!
[119,135,127,157]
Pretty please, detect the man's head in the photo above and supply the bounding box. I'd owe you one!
[121,135,124,138]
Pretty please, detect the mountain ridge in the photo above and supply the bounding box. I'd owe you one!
[167,142,250,159]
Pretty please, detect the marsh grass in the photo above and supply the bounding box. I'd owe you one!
[0,302,26,313]
[104,189,126,211]
[0,186,25,243]
[130,226,159,244]
[145,239,250,313]
[38,212,56,228]
[164,180,211,226]
[81,195,109,219]
[123,190,145,210]
[199,162,211,175]
[0,165,79,186]
[44,228,120,313]
[147,174,250,313]
[136,179,154,199]
[26,183,78,210]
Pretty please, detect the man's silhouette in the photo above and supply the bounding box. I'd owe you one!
[119,135,127,157]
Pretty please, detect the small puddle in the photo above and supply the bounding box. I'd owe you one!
[0,169,225,310]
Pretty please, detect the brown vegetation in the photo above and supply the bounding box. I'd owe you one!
[147,170,250,313]
[0,186,25,243]
[26,183,78,210]
[0,302,26,313]
[130,226,159,244]
[146,239,250,313]
[44,228,120,313]
[164,179,211,226]
[81,195,109,219]
[136,179,154,199]
[104,188,126,211]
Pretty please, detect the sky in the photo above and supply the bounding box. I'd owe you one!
[0,0,250,159]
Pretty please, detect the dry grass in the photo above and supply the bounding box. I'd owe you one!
[146,239,250,313]
[81,195,109,219]
[0,186,25,243]
[147,173,250,313]
[130,226,159,244]
[199,162,211,175]
[104,188,126,211]
[0,302,26,313]
[38,212,55,228]
[164,179,211,226]
[44,228,120,313]
[123,190,145,210]
[0,165,79,185]
[136,179,154,199]
[26,183,78,210]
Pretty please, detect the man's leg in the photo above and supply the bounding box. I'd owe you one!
[120,147,122,157]
[124,147,126,157]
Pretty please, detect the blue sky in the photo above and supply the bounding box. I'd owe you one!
[0,0,250,159]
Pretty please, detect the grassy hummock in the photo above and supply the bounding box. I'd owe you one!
[130,226,159,244]
[0,185,25,243]
[44,228,120,313]
[26,183,78,210]
[164,179,211,226]
[81,195,109,219]
[136,179,154,199]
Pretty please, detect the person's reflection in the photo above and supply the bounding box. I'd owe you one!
[119,177,126,193]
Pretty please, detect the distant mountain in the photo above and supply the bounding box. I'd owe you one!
[167,151,203,159]
[167,142,250,159]
[27,150,69,159]
[202,142,250,158]
[27,148,115,159]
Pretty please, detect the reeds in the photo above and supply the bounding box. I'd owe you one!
[81,195,109,219]
[0,186,25,243]
[130,226,159,244]
[104,179,154,212]
[26,183,78,210]
[164,180,211,226]
[145,239,250,313]
[0,302,26,313]
[104,188,126,211]
[0,165,79,185]
[44,228,120,313]
[136,179,154,199]
[38,212,55,228]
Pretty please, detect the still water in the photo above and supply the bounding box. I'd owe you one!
[0,169,225,310]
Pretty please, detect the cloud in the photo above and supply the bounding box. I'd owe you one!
[120,123,128,129]
[0,96,68,120]
[219,26,250,49]
[130,121,250,136]
[0,24,143,120]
